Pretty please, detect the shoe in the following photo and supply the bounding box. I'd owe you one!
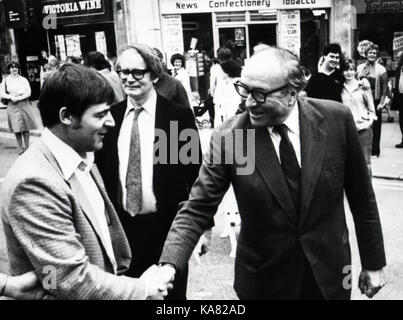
[18,148,24,155]
[396,142,403,148]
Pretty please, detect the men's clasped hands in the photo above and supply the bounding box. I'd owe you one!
[140,264,176,300]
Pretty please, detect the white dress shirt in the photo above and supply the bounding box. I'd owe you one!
[41,128,117,273]
[267,101,301,167]
[118,91,157,214]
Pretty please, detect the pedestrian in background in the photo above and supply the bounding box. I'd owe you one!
[40,55,59,88]
[357,43,389,157]
[153,48,191,109]
[85,51,125,104]
[0,62,39,154]
[170,53,195,108]
[391,52,403,148]
[341,59,376,176]
[305,43,344,102]
[214,58,242,124]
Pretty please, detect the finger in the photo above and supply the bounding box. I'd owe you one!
[358,279,366,294]
[365,288,375,298]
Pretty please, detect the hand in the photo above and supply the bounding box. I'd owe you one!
[376,103,384,111]
[140,265,174,300]
[10,96,19,103]
[358,269,385,298]
[4,272,48,300]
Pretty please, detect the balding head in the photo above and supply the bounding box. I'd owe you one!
[243,46,307,93]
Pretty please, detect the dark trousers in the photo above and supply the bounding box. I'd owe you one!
[371,100,382,156]
[119,211,188,300]
[399,105,403,141]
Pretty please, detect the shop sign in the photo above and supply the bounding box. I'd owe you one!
[393,32,403,60]
[4,0,41,28]
[278,10,301,56]
[161,15,185,68]
[160,0,332,14]
[364,0,403,13]
[42,0,105,19]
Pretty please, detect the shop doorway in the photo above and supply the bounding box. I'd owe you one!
[218,24,277,64]
[248,24,277,55]
[218,26,248,64]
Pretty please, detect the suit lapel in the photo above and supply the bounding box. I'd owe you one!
[298,98,327,228]
[254,126,298,226]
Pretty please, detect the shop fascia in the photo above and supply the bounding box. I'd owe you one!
[160,0,332,13]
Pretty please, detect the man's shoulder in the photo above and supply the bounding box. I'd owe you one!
[304,97,349,117]
[0,142,66,208]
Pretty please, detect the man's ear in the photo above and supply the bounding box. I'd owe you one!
[59,107,73,126]
[152,77,159,84]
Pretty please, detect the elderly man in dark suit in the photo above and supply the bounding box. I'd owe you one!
[158,46,386,299]
[95,43,201,300]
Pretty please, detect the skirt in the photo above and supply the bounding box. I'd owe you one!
[7,99,41,133]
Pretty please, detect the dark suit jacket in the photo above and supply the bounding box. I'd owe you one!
[155,73,191,109]
[159,97,386,299]
[391,64,403,111]
[95,94,201,236]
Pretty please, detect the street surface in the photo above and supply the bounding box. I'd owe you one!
[0,129,402,300]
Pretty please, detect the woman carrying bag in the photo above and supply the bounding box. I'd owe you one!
[0,62,39,154]
[342,59,377,177]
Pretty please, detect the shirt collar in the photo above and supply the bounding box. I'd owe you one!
[268,100,300,135]
[41,128,94,180]
[124,90,157,119]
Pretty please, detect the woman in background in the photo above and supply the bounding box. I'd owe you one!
[0,62,39,154]
[170,53,194,108]
[341,59,376,176]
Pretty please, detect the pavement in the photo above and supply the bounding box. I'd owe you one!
[1,102,402,180]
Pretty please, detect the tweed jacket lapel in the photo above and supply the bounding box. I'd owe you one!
[38,140,119,271]
[298,98,327,228]
[90,166,132,274]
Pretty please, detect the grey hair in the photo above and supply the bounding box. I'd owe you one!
[116,43,163,80]
[253,46,309,92]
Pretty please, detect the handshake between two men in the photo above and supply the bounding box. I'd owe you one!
[140,264,176,300]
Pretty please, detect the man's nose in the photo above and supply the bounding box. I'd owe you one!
[126,73,137,82]
[245,93,257,108]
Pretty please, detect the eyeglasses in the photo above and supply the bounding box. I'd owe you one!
[234,81,288,103]
[10,65,19,69]
[117,68,150,80]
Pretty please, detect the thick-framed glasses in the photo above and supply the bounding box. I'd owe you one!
[117,68,150,80]
[234,81,288,103]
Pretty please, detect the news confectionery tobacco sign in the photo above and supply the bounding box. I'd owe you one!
[160,0,332,14]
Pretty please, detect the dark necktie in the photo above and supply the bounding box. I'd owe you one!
[126,107,143,216]
[273,124,301,214]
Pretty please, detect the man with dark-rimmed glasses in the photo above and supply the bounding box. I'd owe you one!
[158,46,386,300]
[95,43,202,300]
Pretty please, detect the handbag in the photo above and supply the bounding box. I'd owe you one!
[1,79,10,105]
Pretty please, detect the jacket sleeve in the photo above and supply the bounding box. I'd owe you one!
[6,177,148,300]
[159,125,231,271]
[343,107,386,270]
